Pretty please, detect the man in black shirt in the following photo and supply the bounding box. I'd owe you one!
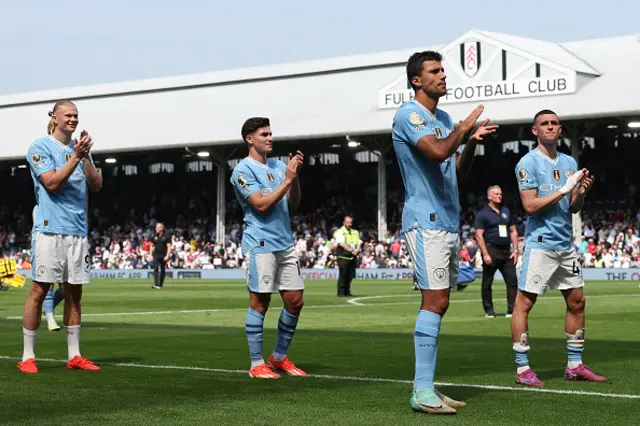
[474,185,519,318]
[151,223,171,289]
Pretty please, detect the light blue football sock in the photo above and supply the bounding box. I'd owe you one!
[513,331,530,372]
[52,288,64,310]
[273,308,299,361]
[567,329,584,367]
[413,309,442,392]
[246,308,265,365]
[43,289,54,315]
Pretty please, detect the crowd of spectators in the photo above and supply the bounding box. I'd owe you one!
[3,136,639,270]
[5,205,639,271]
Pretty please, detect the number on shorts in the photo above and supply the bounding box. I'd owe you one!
[296,260,301,276]
[572,261,581,276]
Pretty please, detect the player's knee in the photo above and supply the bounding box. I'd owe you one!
[250,300,268,315]
[421,295,449,315]
[567,295,585,313]
[250,304,268,315]
[285,295,304,314]
[30,282,50,302]
[63,285,83,303]
[250,294,270,314]
[515,291,536,312]
[438,298,450,315]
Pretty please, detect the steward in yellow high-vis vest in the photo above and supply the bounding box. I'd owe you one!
[334,216,362,297]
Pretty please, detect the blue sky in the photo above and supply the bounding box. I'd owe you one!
[1,0,638,95]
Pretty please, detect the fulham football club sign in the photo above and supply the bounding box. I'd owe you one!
[377,30,597,109]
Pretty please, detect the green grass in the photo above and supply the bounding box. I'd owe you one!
[1,278,639,425]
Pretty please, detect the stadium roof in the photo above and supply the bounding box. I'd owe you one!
[1,29,639,160]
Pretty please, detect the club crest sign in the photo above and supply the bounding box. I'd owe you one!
[461,41,481,77]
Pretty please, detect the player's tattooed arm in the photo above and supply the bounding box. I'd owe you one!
[457,116,498,179]
[456,142,476,180]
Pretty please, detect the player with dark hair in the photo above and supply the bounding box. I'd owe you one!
[511,109,605,386]
[231,116,306,379]
[393,51,497,413]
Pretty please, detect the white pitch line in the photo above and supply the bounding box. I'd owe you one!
[1,356,637,400]
[347,292,640,306]
[5,293,640,320]
[4,303,358,319]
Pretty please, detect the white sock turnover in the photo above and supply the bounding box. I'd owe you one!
[66,325,81,360]
[22,328,37,361]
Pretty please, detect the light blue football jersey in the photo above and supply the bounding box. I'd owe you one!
[27,136,89,237]
[516,148,578,250]
[230,157,294,254]
[392,100,460,233]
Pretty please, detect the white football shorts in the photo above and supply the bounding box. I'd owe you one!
[404,228,459,290]
[518,247,584,295]
[246,247,304,293]
[31,231,90,285]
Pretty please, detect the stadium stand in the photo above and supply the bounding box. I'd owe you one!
[2,138,638,271]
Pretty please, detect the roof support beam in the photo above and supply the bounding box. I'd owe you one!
[360,137,392,241]
[210,147,238,244]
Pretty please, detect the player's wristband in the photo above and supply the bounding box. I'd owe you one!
[559,170,584,195]
[559,186,573,195]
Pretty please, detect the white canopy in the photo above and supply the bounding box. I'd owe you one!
[1,29,638,160]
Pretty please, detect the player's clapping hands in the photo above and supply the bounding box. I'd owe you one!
[459,105,484,133]
[577,169,594,195]
[287,151,304,179]
[469,118,499,142]
[73,130,93,160]
[560,168,586,195]
[459,105,499,141]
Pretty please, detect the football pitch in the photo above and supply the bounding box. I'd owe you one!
[1,278,639,425]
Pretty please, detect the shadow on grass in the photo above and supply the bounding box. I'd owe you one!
[0,320,634,424]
